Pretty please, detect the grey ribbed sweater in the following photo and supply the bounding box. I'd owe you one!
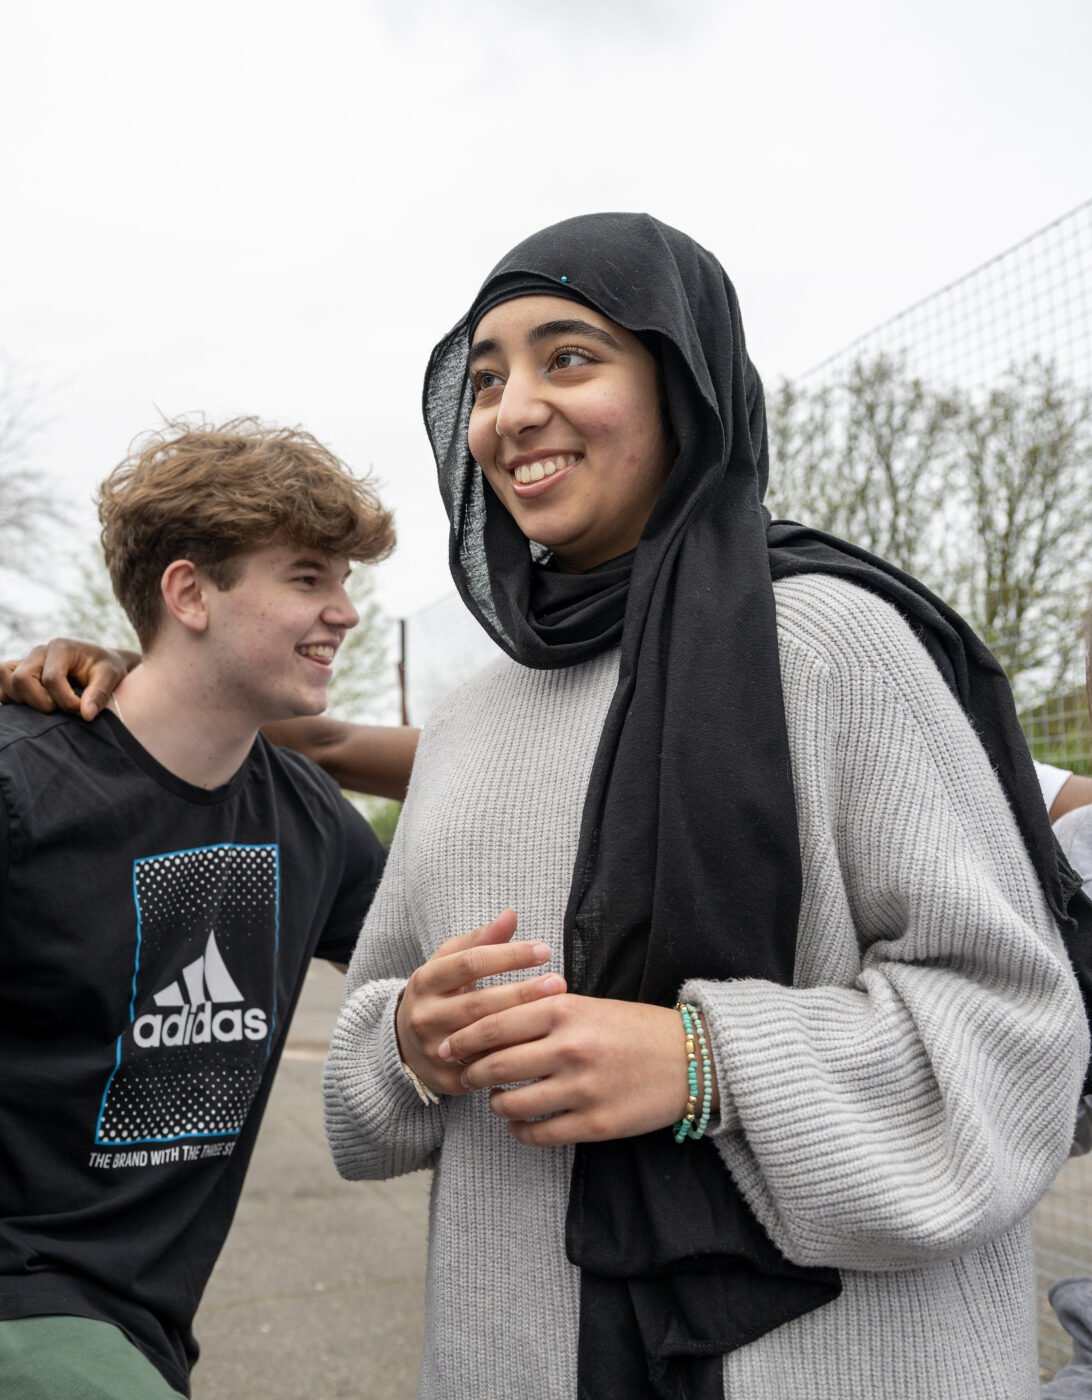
[325,574,1088,1400]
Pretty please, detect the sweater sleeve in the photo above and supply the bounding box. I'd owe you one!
[323,753,447,1181]
[682,575,1088,1273]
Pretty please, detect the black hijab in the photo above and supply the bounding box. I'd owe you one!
[423,213,1091,1400]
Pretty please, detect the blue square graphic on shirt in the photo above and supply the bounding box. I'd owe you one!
[95,843,281,1147]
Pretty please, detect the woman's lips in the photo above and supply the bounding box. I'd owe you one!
[509,454,581,499]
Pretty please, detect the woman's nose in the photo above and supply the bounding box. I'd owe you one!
[494,370,551,440]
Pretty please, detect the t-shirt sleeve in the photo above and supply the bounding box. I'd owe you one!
[1054,805,1092,899]
[1034,758,1073,811]
[313,796,387,965]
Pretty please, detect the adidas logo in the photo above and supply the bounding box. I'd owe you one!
[132,930,269,1049]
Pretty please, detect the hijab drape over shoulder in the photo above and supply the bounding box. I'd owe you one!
[423,213,1091,1400]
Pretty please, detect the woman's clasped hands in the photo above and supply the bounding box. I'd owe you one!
[396,909,703,1147]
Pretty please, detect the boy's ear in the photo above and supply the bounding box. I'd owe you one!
[160,561,211,635]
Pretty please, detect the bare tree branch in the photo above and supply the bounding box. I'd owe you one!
[0,357,67,647]
[952,357,1092,691]
[767,353,1092,699]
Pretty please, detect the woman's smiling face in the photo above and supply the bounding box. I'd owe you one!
[466,295,675,573]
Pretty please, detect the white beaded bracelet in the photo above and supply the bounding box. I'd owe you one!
[400,1060,442,1106]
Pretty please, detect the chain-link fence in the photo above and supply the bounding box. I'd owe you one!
[399,200,1092,1379]
[797,200,1092,401]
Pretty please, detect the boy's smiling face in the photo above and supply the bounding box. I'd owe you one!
[197,538,358,726]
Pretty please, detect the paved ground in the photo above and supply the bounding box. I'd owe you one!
[190,964,430,1400]
[1035,1146,1092,1379]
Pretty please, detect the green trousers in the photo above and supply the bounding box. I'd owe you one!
[0,1315,185,1399]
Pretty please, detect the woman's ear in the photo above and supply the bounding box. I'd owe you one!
[160,560,210,635]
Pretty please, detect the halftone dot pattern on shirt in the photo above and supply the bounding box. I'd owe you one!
[96,843,280,1146]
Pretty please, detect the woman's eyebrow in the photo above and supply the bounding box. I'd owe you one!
[528,319,622,351]
[468,337,498,367]
[469,319,623,367]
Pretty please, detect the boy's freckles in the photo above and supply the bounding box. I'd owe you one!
[196,541,358,726]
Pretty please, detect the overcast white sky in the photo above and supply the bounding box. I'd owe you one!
[2,0,1090,630]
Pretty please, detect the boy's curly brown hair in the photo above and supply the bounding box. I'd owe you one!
[99,417,396,646]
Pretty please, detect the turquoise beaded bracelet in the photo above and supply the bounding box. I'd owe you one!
[673,1003,700,1143]
[672,1002,712,1142]
[689,1005,713,1139]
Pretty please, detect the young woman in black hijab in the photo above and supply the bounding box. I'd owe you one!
[326,213,1089,1400]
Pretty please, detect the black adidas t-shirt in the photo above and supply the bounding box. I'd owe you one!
[0,708,385,1395]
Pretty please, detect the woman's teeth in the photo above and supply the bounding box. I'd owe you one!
[298,645,335,661]
[513,455,577,485]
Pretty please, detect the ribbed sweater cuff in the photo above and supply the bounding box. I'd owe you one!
[325,977,445,1175]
